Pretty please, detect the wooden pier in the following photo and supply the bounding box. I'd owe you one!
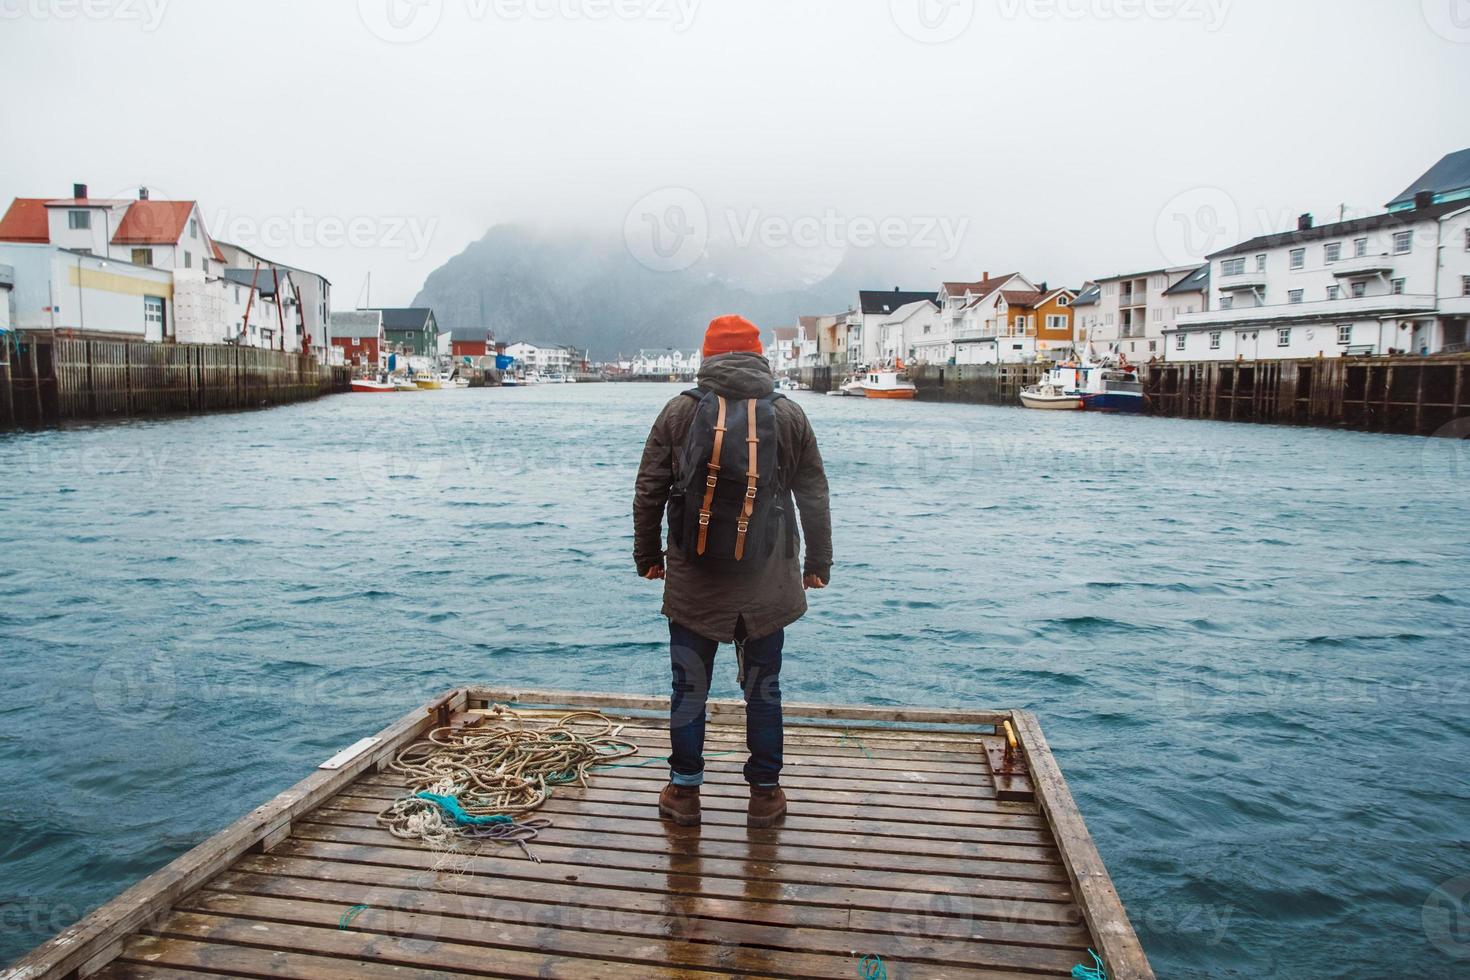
[0,333,350,429]
[1142,353,1470,435]
[4,689,1153,980]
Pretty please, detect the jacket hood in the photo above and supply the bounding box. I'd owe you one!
[696,351,775,399]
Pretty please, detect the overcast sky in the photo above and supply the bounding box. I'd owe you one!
[2,0,1468,304]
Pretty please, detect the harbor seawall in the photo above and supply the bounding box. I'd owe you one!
[1141,355,1470,436]
[1,334,350,429]
[906,355,1469,436]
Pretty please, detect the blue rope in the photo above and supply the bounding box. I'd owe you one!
[414,791,514,826]
[1072,949,1107,980]
[859,954,887,979]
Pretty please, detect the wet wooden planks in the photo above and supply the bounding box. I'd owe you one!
[8,689,1152,980]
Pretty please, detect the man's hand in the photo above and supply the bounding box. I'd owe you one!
[803,573,827,590]
[642,565,666,580]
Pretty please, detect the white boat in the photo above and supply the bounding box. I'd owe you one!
[1020,359,1147,413]
[393,378,420,392]
[501,374,521,387]
[856,370,917,400]
[453,377,471,388]
[840,377,866,396]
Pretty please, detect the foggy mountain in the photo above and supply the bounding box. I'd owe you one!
[410,225,941,359]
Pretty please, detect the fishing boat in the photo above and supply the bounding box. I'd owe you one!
[414,376,444,390]
[453,377,471,388]
[1020,359,1146,414]
[6,687,1156,980]
[857,369,917,400]
[501,374,521,387]
[350,377,395,394]
[393,378,420,392]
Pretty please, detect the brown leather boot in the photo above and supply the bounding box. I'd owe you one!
[658,783,701,826]
[747,786,787,828]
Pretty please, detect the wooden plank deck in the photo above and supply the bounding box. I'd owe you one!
[4,689,1153,980]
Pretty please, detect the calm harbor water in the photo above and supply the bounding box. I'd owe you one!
[1,383,1467,977]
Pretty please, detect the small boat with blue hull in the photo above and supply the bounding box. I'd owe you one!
[1021,359,1147,413]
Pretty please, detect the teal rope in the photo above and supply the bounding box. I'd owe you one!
[414,791,514,826]
[1072,949,1107,980]
[859,954,887,979]
[338,905,369,930]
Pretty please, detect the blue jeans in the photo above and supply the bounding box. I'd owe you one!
[668,620,784,787]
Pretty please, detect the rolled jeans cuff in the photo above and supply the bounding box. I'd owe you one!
[670,769,704,787]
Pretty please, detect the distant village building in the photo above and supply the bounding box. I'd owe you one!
[506,341,580,375]
[879,299,939,364]
[0,242,174,340]
[769,326,798,374]
[630,348,700,379]
[364,307,439,356]
[1083,266,1200,362]
[849,289,936,366]
[217,241,332,362]
[329,310,385,367]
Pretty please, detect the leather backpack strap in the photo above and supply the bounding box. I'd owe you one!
[734,397,759,561]
[696,395,728,556]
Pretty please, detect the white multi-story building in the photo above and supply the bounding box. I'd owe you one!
[1171,198,1470,361]
[879,299,940,364]
[769,326,799,374]
[849,289,937,366]
[1081,266,1199,362]
[218,241,331,361]
[629,348,699,378]
[506,341,580,375]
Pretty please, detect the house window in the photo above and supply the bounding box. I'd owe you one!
[1324,243,1341,264]
[1220,295,1234,310]
[1327,285,1341,301]
[1462,275,1470,297]
[1277,327,1291,347]
[1255,254,1267,272]
[131,248,153,265]
[1351,281,1366,298]
[1148,341,1157,353]
[1209,332,1222,350]
[1290,248,1305,270]
[1337,324,1352,345]
[1176,332,1187,351]
[183,251,192,269]
[68,210,91,230]
[1058,296,1069,306]
[189,218,198,239]
[1392,230,1413,254]
[1354,238,1368,257]
[1221,257,1246,276]
[1289,289,1304,304]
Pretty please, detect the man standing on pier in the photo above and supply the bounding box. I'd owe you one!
[634,314,832,829]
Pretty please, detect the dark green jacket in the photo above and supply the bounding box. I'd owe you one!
[634,352,832,642]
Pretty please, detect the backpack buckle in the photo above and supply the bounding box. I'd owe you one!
[744,486,757,500]
[698,512,711,526]
[706,475,718,489]
[736,520,749,533]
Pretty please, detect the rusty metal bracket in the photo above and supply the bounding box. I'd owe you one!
[985,719,1034,803]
